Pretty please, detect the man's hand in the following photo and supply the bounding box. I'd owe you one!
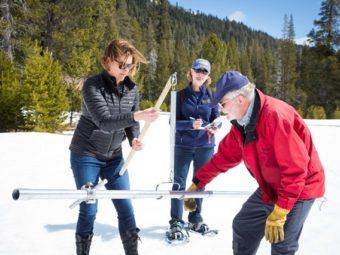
[184,183,198,211]
[132,138,143,151]
[265,204,290,243]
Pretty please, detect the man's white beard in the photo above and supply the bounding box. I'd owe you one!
[225,113,237,121]
[225,104,241,121]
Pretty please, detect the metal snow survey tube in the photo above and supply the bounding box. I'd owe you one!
[13,189,252,200]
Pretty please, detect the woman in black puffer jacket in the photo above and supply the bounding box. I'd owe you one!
[69,39,159,255]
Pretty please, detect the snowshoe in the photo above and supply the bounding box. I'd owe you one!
[165,221,190,244]
[187,222,218,236]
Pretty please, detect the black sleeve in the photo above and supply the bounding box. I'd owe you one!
[82,78,137,132]
[125,89,140,146]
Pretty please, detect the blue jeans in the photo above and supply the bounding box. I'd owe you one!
[232,188,314,255]
[170,146,214,224]
[70,151,136,236]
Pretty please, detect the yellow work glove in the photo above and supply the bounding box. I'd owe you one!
[184,183,198,211]
[265,204,290,243]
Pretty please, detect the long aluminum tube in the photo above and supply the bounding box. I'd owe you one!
[169,91,177,179]
[13,189,252,201]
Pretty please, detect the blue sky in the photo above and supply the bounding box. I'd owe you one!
[168,0,323,44]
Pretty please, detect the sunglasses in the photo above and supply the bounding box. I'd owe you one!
[114,60,135,70]
[193,68,209,75]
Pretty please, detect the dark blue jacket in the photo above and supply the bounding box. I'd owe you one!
[175,83,220,148]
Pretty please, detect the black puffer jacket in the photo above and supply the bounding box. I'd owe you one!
[69,71,140,160]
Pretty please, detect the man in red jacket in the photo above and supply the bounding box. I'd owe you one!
[184,71,325,255]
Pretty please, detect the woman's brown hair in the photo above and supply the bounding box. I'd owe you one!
[101,39,147,76]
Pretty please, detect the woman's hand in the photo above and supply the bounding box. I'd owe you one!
[207,126,218,134]
[192,119,203,129]
[132,138,143,151]
[133,108,160,123]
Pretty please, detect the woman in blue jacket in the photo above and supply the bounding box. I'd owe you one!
[168,58,220,240]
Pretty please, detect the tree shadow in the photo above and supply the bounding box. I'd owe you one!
[139,225,168,240]
[44,222,119,241]
[44,223,168,241]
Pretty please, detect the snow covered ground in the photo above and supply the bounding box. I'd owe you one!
[1,114,339,254]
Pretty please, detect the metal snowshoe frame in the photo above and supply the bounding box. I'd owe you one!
[166,221,190,244]
[187,222,218,236]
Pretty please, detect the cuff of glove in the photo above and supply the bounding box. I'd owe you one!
[192,177,204,189]
[187,183,198,192]
[273,204,290,217]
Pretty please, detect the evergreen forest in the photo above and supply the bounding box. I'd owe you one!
[0,0,339,132]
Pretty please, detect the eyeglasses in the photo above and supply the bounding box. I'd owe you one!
[114,59,135,70]
[218,97,237,110]
[218,102,226,111]
[193,68,209,75]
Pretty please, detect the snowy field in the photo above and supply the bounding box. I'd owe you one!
[0,114,339,254]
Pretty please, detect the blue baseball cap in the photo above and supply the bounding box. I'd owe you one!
[211,71,250,105]
[192,58,211,73]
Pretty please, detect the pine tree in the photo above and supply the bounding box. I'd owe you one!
[276,14,297,106]
[317,55,340,117]
[154,0,174,103]
[59,1,118,125]
[226,38,241,71]
[263,47,278,95]
[156,38,171,94]
[0,0,13,61]
[0,50,23,131]
[250,41,269,91]
[308,0,339,52]
[199,33,228,82]
[131,18,146,54]
[102,0,119,43]
[240,48,254,82]
[299,46,320,114]
[65,80,81,127]
[0,0,28,63]
[57,0,118,74]
[22,44,69,132]
[172,39,190,91]
[288,15,296,40]
[281,14,289,40]
[130,17,147,97]
[145,18,158,100]
[116,0,132,40]
[305,0,340,117]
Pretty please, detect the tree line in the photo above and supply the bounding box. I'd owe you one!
[0,0,339,132]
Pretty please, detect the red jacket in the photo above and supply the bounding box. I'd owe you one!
[194,89,325,210]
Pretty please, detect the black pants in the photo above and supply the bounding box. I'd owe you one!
[232,188,314,255]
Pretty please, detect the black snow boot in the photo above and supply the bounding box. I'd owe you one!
[76,233,93,255]
[121,228,140,255]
